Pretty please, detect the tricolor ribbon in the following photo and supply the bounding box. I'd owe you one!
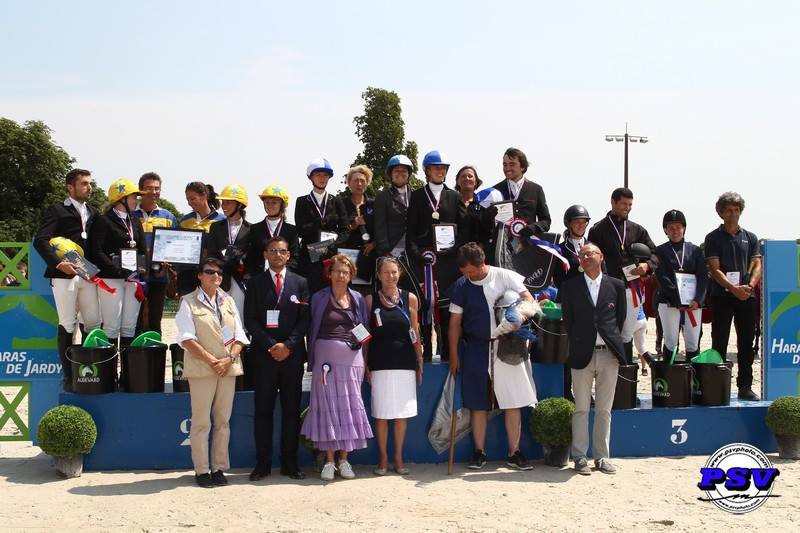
[421,250,438,326]
[629,278,644,307]
[528,237,570,272]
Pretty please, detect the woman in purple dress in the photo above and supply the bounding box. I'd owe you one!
[301,254,373,481]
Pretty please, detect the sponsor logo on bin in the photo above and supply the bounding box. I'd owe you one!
[653,377,670,397]
[77,363,100,383]
[173,361,186,380]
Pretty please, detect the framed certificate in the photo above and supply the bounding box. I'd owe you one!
[433,223,457,252]
[675,272,697,306]
[152,228,204,265]
[493,200,515,224]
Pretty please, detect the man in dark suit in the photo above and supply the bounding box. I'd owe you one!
[33,168,102,391]
[244,236,310,481]
[560,242,626,475]
[492,147,551,238]
[406,150,466,360]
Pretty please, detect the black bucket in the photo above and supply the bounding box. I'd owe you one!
[169,343,190,393]
[613,364,639,410]
[531,317,568,364]
[692,362,732,406]
[235,347,254,391]
[121,345,167,393]
[651,361,692,407]
[66,345,118,395]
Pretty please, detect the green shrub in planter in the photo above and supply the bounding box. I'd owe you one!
[37,405,97,458]
[766,396,800,436]
[529,397,574,447]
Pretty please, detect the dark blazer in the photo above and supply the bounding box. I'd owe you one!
[559,273,627,369]
[244,269,310,361]
[87,210,148,279]
[245,218,300,275]
[654,240,709,307]
[294,192,349,254]
[405,184,466,262]
[33,198,98,278]
[492,179,551,234]
[373,186,409,255]
[553,236,585,288]
[206,218,252,291]
[294,192,349,293]
[587,212,658,282]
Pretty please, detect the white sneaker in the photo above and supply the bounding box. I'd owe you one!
[321,462,336,481]
[337,460,355,479]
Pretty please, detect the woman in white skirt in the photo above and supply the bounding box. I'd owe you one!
[365,257,423,475]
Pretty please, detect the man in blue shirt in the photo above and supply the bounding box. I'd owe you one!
[133,172,178,334]
[703,192,762,401]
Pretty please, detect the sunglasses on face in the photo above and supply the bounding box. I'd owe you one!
[202,269,222,276]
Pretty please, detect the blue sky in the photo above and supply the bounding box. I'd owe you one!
[2,1,799,239]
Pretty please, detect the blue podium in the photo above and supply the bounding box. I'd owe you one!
[61,363,775,471]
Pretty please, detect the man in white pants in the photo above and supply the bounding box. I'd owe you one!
[34,169,102,391]
[560,243,627,475]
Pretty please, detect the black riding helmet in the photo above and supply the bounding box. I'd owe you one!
[662,209,687,230]
[563,204,590,227]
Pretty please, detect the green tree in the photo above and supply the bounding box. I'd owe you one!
[158,197,183,220]
[350,87,421,197]
[0,118,74,242]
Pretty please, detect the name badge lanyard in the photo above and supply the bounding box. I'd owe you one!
[380,290,411,325]
[424,185,442,221]
[272,277,285,309]
[330,294,358,327]
[202,292,223,325]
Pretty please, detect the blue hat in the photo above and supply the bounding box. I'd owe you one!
[386,154,414,174]
[306,158,334,178]
[422,150,450,168]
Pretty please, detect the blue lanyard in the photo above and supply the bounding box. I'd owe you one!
[381,290,410,325]
[273,273,285,309]
[202,292,223,325]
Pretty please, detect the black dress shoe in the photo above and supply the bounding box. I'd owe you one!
[280,467,306,480]
[195,473,214,488]
[211,470,228,486]
[249,465,271,481]
[738,388,760,401]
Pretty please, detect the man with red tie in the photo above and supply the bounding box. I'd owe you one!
[244,236,310,481]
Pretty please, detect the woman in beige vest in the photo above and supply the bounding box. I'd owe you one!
[175,257,249,488]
